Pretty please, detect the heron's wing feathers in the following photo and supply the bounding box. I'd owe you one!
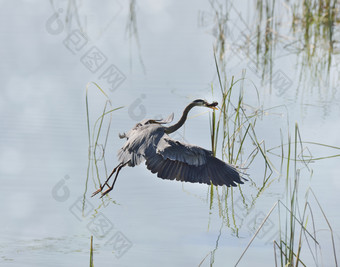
[157,137,209,166]
[154,113,174,124]
[118,125,164,166]
[145,137,243,186]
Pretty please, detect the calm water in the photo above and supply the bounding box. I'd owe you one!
[1,1,340,266]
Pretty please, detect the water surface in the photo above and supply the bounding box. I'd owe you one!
[1,1,340,266]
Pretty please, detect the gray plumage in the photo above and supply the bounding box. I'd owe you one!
[92,99,245,198]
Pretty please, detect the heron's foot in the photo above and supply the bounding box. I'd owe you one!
[91,188,101,197]
[91,183,106,197]
[100,186,114,198]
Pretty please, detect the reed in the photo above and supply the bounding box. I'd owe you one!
[208,50,276,234]
[233,123,338,266]
[205,53,339,266]
[83,82,123,211]
[89,236,94,267]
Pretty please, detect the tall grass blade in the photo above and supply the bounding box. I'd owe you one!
[89,235,94,267]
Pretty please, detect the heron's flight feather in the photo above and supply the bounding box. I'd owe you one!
[144,145,243,186]
[154,113,174,124]
[156,138,209,166]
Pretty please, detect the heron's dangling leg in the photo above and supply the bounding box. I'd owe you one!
[91,163,123,197]
[100,161,129,198]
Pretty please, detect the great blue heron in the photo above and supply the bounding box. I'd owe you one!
[92,99,245,197]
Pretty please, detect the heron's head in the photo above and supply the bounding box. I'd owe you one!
[192,99,218,110]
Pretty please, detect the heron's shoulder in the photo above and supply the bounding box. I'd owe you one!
[126,123,165,139]
[164,137,211,149]
[136,123,164,133]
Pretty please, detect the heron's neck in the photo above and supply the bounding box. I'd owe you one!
[164,102,197,134]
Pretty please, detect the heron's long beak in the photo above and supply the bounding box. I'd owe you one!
[207,102,219,110]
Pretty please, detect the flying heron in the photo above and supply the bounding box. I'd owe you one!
[92,99,245,197]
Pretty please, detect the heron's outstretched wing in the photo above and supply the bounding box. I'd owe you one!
[145,136,244,186]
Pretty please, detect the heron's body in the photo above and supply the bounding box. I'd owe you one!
[92,99,245,197]
[118,123,164,167]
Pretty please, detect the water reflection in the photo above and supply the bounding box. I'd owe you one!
[49,0,145,75]
[126,0,146,73]
[48,0,85,35]
[203,0,340,99]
